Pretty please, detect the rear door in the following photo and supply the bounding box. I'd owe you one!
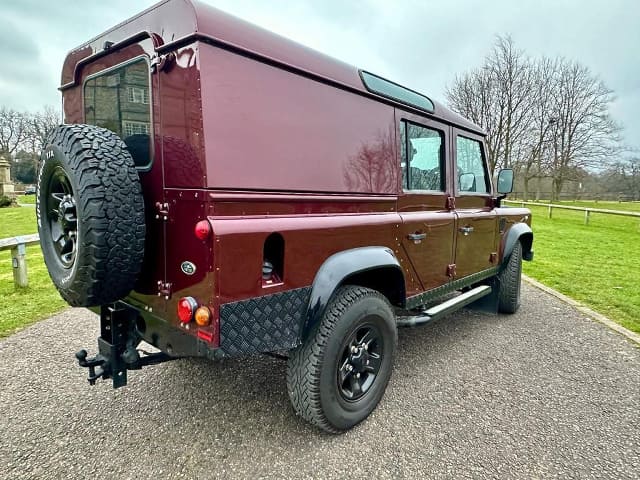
[398,117,456,292]
[82,54,166,306]
[452,129,497,278]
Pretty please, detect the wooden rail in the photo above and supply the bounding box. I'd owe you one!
[0,234,40,288]
[504,200,640,225]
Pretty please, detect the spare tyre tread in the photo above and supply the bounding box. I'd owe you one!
[38,124,145,307]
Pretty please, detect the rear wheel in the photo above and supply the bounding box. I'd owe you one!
[287,286,397,433]
[497,241,523,313]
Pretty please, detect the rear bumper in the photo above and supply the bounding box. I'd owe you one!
[89,301,224,361]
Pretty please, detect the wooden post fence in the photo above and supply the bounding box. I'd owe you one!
[0,234,40,288]
[504,200,640,226]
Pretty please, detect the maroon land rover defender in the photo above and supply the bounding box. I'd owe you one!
[37,0,533,433]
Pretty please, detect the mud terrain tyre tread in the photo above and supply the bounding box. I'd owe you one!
[286,286,396,433]
[37,124,145,307]
[497,241,523,314]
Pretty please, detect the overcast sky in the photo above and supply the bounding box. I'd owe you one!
[1,0,638,150]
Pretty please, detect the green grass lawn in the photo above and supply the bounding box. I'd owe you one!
[16,194,36,205]
[511,198,640,213]
[0,206,67,338]
[523,205,640,334]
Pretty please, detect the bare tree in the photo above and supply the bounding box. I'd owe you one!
[446,37,622,200]
[446,35,534,173]
[0,107,29,158]
[518,57,557,200]
[546,60,621,200]
[25,105,60,153]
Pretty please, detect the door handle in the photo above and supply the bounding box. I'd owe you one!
[459,226,474,236]
[407,232,427,243]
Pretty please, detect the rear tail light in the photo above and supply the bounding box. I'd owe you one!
[177,296,198,323]
[195,306,211,326]
[194,219,211,240]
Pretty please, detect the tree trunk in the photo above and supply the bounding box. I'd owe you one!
[552,177,563,202]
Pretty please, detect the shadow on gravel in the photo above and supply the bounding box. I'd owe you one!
[139,308,493,440]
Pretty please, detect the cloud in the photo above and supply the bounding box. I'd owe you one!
[0,0,637,149]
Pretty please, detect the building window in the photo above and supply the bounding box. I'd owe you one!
[123,121,150,137]
[84,58,152,168]
[400,121,445,192]
[456,136,489,193]
[127,86,149,104]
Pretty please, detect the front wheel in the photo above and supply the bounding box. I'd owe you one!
[497,241,523,313]
[286,286,397,433]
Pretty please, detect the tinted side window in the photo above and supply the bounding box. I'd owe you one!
[84,58,152,168]
[400,121,445,192]
[456,136,489,193]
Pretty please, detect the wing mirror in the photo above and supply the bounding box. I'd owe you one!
[496,169,514,195]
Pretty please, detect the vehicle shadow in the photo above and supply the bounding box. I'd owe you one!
[137,307,499,441]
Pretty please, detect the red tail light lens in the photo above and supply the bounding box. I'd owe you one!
[194,220,211,240]
[177,296,198,323]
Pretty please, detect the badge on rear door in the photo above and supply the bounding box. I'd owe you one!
[181,261,196,275]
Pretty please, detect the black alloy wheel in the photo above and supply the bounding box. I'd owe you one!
[337,324,383,401]
[46,167,78,269]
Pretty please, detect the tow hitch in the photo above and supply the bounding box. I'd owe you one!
[76,304,179,388]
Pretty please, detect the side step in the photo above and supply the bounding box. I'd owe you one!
[396,285,492,328]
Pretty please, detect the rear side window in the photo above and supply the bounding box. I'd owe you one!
[84,58,152,168]
[456,136,489,194]
[400,121,445,192]
[361,71,435,113]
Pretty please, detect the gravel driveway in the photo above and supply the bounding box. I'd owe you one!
[1,283,638,479]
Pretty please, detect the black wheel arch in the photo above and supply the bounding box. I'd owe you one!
[301,247,405,341]
[501,223,533,270]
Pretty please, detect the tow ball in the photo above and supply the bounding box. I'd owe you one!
[75,304,178,388]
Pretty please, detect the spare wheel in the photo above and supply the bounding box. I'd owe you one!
[37,124,145,307]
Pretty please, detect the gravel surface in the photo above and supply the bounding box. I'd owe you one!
[1,283,639,479]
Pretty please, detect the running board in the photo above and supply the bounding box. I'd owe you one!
[396,285,492,328]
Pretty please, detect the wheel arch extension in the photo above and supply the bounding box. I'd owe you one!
[501,222,533,269]
[301,247,406,340]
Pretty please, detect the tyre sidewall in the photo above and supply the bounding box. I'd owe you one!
[319,294,397,430]
[37,144,82,293]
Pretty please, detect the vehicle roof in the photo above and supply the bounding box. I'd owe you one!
[61,0,484,135]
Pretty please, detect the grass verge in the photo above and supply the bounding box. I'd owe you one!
[16,194,36,205]
[523,205,640,334]
[0,206,67,338]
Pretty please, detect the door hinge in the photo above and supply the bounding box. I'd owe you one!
[447,264,457,278]
[489,252,498,263]
[446,197,456,210]
[155,202,169,221]
[157,280,172,299]
[151,52,176,73]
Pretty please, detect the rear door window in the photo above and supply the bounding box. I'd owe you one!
[84,58,152,168]
[400,121,445,192]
